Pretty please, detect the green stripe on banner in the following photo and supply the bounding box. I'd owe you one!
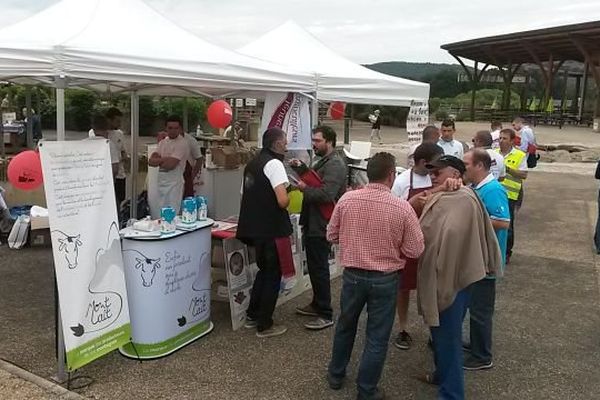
[120,320,212,359]
[66,324,131,371]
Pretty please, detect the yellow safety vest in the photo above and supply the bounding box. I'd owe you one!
[498,148,526,200]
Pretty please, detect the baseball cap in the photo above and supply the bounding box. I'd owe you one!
[425,155,466,174]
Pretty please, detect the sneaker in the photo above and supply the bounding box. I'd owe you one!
[394,331,412,350]
[327,373,343,390]
[463,356,493,371]
[357,388,385,400]
[244,317,257,329]
[256,324,287,338]
[304,317,334,330]
[296,304,319,317]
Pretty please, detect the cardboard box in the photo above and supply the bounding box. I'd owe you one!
[212,146,241,169]
[30,228,51,247]
[30,214,51,247]
[30,215,49,230]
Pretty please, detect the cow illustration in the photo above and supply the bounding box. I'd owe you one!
[57,234,83,269]
[135,257,161,287]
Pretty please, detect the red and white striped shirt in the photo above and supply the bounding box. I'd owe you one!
[327,183,425,272]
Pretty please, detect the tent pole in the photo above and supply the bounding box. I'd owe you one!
[55,77,66,141]
[130,91,139,220]
[25,86,33,148]
[310,91,318,129]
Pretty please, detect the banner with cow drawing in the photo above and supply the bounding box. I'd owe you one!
[39,139,130,371]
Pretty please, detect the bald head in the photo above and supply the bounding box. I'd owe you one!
[473,130,493,148]
[464,148,492,185]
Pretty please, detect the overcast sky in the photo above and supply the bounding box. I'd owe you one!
[1,0,599,64]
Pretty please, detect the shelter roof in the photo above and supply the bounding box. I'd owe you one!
[441,21,600,66]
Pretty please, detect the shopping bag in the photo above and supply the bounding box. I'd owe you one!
[8,215,30,249]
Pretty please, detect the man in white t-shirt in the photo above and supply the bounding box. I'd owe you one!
[89,114,127,211]
[391,142,444,350]
[236,128,292,338]
[437,119,464,159]
[490,121,502,150]
[89,107,129,208]
[406,125,441,169]
[148,116,191,213]
[472,130,506,181]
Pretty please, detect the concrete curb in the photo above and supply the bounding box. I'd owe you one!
[0,359,85,399]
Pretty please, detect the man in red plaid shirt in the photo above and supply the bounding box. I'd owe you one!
[326,152,425,400]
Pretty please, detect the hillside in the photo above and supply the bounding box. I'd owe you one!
[364,61,464,82]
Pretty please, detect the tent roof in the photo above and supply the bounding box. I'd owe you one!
[0,0,315,97]
[238,21,429,106]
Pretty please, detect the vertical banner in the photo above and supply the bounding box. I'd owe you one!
[260,92,311,150]
[39,140,130,371]
[406,100,429,144]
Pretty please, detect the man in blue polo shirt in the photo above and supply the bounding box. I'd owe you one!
[462,148,510,371]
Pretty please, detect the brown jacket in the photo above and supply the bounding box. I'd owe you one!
[417,187,502,327]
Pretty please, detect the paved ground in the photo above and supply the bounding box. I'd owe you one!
[1,169,600,399]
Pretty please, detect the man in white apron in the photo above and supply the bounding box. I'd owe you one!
[148,115,190,214]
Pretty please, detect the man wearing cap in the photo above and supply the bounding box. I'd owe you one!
[437,120,464,159]
[472,130,506,181]
[463,148,509,371]
[369,110,382,144]
[497,128,527,264]
[417,155,502,400]
[391,143,443,350]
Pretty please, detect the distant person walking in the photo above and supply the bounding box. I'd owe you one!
[369,109,382,144]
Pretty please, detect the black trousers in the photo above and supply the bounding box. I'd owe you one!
[469,278,496,363]
[507,199,517,258]
[305,235,333,319]
[114,177,126,211]
[247,239,282,331]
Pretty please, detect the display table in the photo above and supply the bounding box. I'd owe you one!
[119,219,214,359]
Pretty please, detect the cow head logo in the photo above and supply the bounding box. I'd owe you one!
[134,257,161,287]
[56,234,83,269]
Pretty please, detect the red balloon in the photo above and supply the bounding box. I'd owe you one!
[330,102,345,120]
[7,150,43,191]
[207,100,233,129]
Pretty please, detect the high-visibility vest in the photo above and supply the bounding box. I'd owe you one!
[498,148,526,200]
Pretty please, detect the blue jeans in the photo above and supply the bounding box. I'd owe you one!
[328,268,399,399]
[469,278,496,363]
[431,287,472,400]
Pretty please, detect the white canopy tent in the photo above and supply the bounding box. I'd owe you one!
[0,0,316,137]
[238,21,429,107]
[0,0,317,222]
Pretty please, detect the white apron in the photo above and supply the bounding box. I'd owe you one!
[157,164,184,214]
